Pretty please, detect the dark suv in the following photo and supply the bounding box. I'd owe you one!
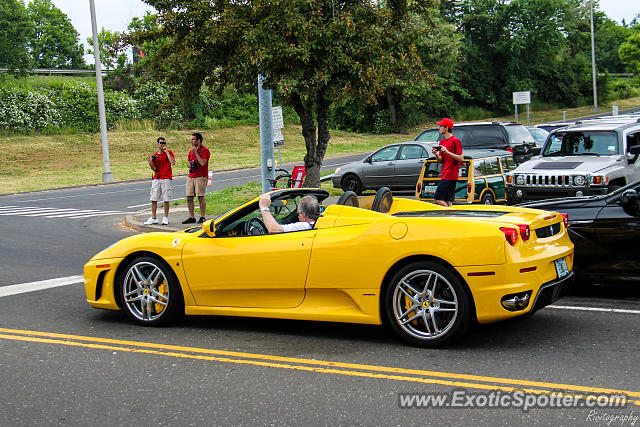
[414,121,538,162]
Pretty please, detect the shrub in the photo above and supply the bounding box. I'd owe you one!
[0,86,62,132]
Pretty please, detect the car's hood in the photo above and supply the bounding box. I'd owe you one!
[89,231,196,261]
[513,156,621,174]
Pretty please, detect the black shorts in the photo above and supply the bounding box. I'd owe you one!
[434,179,457,203]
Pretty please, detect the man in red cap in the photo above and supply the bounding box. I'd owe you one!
[432,118,463,207]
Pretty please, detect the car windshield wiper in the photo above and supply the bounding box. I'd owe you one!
[570,152,601,156]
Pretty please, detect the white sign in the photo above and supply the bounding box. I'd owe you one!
[273,128,284,147]
[513,91,531,105]
[272,106,284,129]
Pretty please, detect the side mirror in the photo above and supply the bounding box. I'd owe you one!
[628,146,640,164]
[364,157,372,164]
[630,146,640,155]
[619,189,639,217]
[202,219,216,237]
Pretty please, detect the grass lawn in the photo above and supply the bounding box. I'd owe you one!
[2,95,639,194]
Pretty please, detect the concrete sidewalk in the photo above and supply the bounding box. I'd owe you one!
[125,206,207,233]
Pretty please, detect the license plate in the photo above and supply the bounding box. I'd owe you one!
[554,257,569,278]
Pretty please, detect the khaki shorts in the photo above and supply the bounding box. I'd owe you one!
[186,176,207,197]
[150,179,172,202]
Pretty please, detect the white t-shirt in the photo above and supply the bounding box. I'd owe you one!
[282,221,314,232]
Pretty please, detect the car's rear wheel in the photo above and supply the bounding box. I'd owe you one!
[120,256,183,326]
[341,174,362,195]
[481,192,495,205]
[385,261,472,347]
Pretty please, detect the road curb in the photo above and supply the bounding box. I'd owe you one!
[125,207,198,233]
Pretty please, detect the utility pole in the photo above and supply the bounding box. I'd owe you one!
[258,75,275,193]
[89,0,113,182]
[590,0,598,114]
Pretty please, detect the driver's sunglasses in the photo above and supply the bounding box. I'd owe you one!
[159,142,166,145]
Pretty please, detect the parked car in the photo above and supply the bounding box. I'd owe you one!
[506,118,640,203]
[414,121,538,161]
[84,188,574,347]
[519,180,640,285]
[526,126,549,146]
[331,141,435,194]
[415,149,518,204]
[534,122,574,132]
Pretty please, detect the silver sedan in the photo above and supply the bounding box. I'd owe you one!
[331,141,436,194]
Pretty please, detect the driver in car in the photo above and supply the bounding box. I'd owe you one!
[259,193,319,233]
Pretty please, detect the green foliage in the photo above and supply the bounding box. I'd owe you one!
[87,28,128,71]
[0,85,62,131]
[26,0,85,68]
[0,0,32,74]
[619,31,640,73]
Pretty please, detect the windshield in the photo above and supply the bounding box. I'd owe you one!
[543,131,619,156]
[414,128,440,142]
[505,125,536,145]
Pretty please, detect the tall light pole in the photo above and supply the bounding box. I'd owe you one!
[590,0,598,113]
[89,0,113,182]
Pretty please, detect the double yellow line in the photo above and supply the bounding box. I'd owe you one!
[1,327,637,406]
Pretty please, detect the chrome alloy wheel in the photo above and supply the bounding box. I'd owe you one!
[123,261,170,322]
[391,269,459,341]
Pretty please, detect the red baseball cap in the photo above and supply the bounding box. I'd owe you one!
[436,118,454,129]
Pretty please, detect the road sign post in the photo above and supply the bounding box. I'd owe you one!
[272,106,284,167]
[513,91,531,124]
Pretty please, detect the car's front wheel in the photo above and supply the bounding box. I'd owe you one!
[385,261,472,347]
[120,256,183,326]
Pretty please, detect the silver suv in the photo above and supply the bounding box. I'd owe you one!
[506,117,640,202]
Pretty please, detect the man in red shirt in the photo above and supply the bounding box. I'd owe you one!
[432,118,464,207]
[144,137,176,225]
[183,133,211,224]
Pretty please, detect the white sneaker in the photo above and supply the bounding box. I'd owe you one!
[161,216,169,225]
[143,217,159,225]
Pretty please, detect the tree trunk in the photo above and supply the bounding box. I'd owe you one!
[386,86,399,128]
[291,91,330,188]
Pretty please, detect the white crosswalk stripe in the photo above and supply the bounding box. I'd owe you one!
[0,205,130,219]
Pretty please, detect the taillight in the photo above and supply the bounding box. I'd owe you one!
[517,224,530,241]
[416,182,422,194]
[505,146,513,152]
[561,213,569,228]
[500,227,518,245]
[467,182,472,194]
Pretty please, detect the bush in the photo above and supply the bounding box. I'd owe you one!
[0,86,62,132]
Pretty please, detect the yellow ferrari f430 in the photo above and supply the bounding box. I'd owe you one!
[84,188,574,347]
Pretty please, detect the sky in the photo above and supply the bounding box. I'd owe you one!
[46,0,640,65]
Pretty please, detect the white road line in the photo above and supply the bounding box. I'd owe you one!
[127,199,183,209]
[0,276,84,298]
[45,211,127,218]
[549,305,640,315]
[10,188,142,203]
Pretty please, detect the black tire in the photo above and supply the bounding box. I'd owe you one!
[372,187,393,213]
[337,191,359,207]
[384,261,472,347]
[341,174,362,195]
[120,256,183,326]
[480,192,495,205]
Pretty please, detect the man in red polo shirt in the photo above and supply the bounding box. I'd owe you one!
[144,137,175,225]
[432,118,463,207]
[182,133,210,224]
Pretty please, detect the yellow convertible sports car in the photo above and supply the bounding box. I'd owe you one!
[84,188,574,347]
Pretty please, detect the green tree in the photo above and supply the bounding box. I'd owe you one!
[0,0,32,74]
[595,15,632,74]
[619,31,640,73]
[135,0,434,186]
[26,0,85,68]
[87,28,127,71]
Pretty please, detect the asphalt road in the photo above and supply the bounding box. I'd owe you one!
[1,152,639,425]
